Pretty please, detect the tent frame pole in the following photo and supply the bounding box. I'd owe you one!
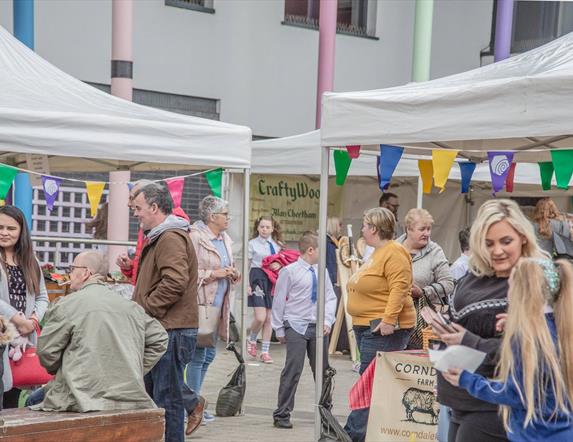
[241,169,251,362]
[315,146,330,440]
[416,175,423,208]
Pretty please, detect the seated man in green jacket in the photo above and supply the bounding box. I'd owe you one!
[28,251,168,412]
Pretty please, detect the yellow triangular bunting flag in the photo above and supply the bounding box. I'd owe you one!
[85,181,106,217]
[432,150,459,192]
[418,160,433,194]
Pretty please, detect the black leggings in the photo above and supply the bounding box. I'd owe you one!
[448,410,508,442]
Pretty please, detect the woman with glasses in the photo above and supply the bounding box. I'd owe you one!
[187,196,239,424]
[396,208,454,349]
[0,206,48,408]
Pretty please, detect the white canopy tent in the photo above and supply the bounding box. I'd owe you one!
[321,32,573,163]
[309,33,573,430]
[0,25,254,356]
[0,26,251,170]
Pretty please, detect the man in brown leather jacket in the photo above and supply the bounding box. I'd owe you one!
[132,183,203,441]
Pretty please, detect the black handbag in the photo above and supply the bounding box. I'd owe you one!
[215,343,246,417]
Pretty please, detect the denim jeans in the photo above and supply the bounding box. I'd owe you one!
[145,328,198,442]
[437,405,451,442]
[344,326,413,442]
[185,345,216,395]
[25,387,46,407]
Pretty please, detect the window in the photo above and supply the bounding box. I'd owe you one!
[165,0,214,14]
[486,1,573,55]
[284,0,377,39]
[511,1,573,52]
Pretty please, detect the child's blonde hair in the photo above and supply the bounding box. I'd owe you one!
[497,258,573,431]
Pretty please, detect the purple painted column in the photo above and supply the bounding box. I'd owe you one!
[108,0,133,272]
[315,0,337,129]
[494,0,514,62]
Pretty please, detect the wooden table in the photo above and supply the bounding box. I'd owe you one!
[0,408,165,441]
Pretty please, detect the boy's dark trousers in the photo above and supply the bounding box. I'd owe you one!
[273,323,330,422]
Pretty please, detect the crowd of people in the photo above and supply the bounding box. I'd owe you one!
[0,179,571,442]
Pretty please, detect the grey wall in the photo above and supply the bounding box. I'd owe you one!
[0,0,493,137]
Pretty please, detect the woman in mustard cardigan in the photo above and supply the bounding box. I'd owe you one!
[344,207,415,442]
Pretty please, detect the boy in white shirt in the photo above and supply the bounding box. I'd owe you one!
[271,231,337,429]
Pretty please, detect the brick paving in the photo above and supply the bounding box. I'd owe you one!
[187,341,356,442]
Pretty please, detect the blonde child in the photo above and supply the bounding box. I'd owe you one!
[443,258,573,441]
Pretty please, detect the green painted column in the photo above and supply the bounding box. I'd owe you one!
[411,0,434,82]
[412,0,434,208]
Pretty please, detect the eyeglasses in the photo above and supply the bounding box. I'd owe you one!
[214,212,231,219]
[68,265,88,273]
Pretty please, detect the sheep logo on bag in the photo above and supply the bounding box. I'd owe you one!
[401,387,440,425]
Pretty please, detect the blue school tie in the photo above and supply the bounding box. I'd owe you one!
[268,241,276,255]
[309,266,317,304]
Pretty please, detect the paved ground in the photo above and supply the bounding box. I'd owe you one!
[187,341,357,442]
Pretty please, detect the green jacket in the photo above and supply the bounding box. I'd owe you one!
[32,282,168,412]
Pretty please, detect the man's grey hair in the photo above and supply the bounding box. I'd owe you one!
[198,196,228,223]
[134,183,173,215]
[130,179,154,195]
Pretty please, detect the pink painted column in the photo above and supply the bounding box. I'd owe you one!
[315,0,337,129]
[108,0,133,271]
[314,1,337,439]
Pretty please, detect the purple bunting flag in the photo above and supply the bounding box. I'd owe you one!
[487,151,514,195]
[42,176,62,212]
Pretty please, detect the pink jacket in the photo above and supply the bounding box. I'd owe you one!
[189,221,235,341]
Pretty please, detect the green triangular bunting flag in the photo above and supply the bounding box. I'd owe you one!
[0,165,19,199]
[205,169,223,198]
[551,150,573,190]
[333,150,352,186]
[538,162,554,191]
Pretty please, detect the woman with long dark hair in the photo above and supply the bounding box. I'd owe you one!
[0,206,48,408]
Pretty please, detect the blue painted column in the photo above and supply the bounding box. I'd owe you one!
[13,0,34,229]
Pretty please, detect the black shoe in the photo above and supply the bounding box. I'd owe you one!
[273,419,293,429]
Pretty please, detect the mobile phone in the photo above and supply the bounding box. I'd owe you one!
[428,339,447,351]
[369,318,382,334]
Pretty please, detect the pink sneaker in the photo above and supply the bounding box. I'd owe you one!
[260,352,273,364]
[247,340,257,358]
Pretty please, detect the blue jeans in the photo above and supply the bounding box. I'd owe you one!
[145,328,198,442]
[344,326,413,442]
[437,405,451,442]
[25,387,45,407]
[186,345,216,395]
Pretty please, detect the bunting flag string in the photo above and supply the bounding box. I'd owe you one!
[458,162,476,194]
[418,160,433,194]
[0,163,217,186]
[378,145,404,190]
[550,150,573,189]
[333,150,352,186]
[432,150,459,192]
